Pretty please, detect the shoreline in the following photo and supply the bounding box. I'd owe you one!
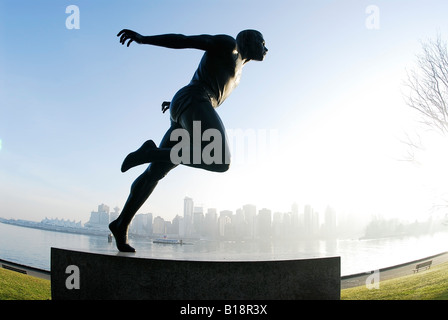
[0,219,110,238]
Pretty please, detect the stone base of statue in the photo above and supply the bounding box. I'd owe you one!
[50,247,340,300]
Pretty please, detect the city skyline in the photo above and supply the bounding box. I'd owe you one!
[10,195,441,242]
[29,198,359,240]
[53,197,365,228]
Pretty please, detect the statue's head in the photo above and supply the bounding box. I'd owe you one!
[236,30,268,62]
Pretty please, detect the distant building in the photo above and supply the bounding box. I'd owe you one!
[218,215,231,237]
[304,205,319,237]
[172,215,185,236]
[291,202,299,233]
[257,208,271,239]
[192,206,204,236]
[85,204,110,230]
[130,213,153,236]
[243,204,256,238]
[41,217,82,228]
[204,209,218,238]
[153,216,166,235]
[184,197,194,236]
[272,212,283,238]
[110,207,120,223]
[233,208,246,238]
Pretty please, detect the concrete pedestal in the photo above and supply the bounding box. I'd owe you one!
[51,247,340,300]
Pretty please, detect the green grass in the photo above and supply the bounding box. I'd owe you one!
[0,268,51,300]
[341,261,448,300]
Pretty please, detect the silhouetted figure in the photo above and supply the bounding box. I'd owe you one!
[109,29,268,252]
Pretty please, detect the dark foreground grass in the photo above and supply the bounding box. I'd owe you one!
[0,268,51,300]
[341,261,448,300]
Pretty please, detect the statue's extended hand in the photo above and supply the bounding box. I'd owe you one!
[117,29,143,47]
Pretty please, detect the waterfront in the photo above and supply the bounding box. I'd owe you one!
[1,222,448,276]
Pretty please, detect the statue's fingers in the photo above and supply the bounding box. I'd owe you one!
[127,39,134,47]
[118,29,131,36]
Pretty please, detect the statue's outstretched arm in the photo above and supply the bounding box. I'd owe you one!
[117,29,233,52]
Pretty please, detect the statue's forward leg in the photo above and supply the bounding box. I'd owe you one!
[110,162,176,252]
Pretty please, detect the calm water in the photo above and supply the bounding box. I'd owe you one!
[1,222,448,276]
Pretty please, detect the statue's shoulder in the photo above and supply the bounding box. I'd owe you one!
[210,34,237,52]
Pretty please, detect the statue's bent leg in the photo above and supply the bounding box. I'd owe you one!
[110,162,176,252]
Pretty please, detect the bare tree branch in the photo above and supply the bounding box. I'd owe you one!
[404,35,448,135]
[398,131,424,163]
[402,35,448,215]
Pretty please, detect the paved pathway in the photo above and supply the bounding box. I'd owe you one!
[341,251,448,289]
[0,258,50,281]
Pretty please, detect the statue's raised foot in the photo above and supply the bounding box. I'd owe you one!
[121,140,157,172]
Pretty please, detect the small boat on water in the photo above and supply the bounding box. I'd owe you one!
[153,237,183,245]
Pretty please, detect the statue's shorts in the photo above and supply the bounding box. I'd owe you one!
[170,84,218,124]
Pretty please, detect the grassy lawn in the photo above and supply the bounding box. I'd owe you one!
[341,261,448,300]
[0,268,51,300]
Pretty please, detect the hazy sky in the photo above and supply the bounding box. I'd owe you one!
[1,0,448,223]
